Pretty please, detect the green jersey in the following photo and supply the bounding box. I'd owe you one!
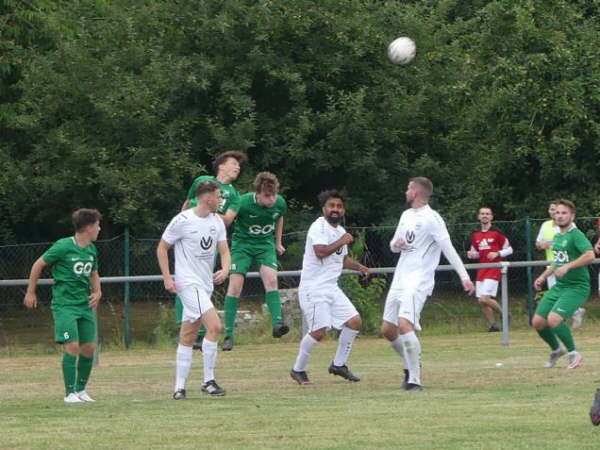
[551,225,593,287]
[42,237,99,307]
[187,175,240,213]
[231,193,287,244]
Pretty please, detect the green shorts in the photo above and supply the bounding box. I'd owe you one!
[535,284,590,320]
[230,241,278,275]
[51,304,96,344]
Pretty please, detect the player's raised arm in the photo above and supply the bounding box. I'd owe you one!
[24,257,47,309]
[157,239,176,294]
[314,233,353,259]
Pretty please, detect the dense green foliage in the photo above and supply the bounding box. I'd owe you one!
[2,0,600,242]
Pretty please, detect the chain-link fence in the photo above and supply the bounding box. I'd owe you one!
[1,218,599,348]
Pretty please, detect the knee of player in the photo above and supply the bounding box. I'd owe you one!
[63,342,80,356]
[381,322,397,341]
[346,315,362,331]
[547,314,564,329]
[531,315,546,330]
[310,328,327,341]
[79,342,96,357]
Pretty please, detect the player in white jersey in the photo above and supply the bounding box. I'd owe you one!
[157,181,231,398]
[290,190,370,385]
[382,177,474,392]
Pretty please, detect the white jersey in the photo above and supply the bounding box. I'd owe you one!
[389,204,451,294]
[299,217,348,291]
[161,210,226,293]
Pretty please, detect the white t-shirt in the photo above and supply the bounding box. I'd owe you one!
[299,217,348,291]
[389,204,450,294]
[161,210,226,293]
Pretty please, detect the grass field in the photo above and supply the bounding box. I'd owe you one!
[2,330,600,449]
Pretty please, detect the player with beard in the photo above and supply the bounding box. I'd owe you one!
[382,177,474,392]
[467,207,513,332]
[532,199,593,369]
[290,190,370,385]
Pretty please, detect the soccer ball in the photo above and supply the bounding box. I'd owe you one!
[387,37,416,65]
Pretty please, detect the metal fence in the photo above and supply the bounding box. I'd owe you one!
[1,218,599,348]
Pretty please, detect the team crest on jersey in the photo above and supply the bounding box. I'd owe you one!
[405,231,415,244]
[200,236,213,250]
[336,247,343,255]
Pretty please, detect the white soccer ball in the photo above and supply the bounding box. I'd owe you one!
[387,37,416,65]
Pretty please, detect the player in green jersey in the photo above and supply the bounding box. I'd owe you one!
[221,172,288,351]
[533,199,594,370]
[176,151,247,350]
[24,209,103,404]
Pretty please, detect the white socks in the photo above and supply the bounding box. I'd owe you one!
[202,339,218,383]
[333,326,359,367]
[400,331,421,385]
[293,334,319,372]
[175,344,193,391]
[390,336,407,363]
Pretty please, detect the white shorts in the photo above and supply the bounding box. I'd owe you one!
[476,279,499,298]
[299,286,359,332]
[178,284,214,323]
[382,288,428,331]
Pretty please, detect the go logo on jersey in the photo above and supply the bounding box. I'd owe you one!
[73,261,93,276]
[249,224,274,235]
[553,250,569,264]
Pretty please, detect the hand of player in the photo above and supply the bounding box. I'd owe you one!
[487,251,499,260]
[213,269,229,285]
[24,292,37,309]
[462,279,475,295]
[276,244,286,256]
[357,264,370,278]
[88,291,102,309]
[467,249,478,259]
[533,276,545,291]
[554,265,569,278]
[538,241,552,250]
[340,233,354,246]
[163,276,177,294]
[392,237,406,250]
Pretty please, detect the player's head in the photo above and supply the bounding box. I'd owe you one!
[72,209,102,241]
[548,200,559,220]
[254,172,279,208]
[554,199,576,228]
[212,151,247,182]
[318,190,346,226]
[406,177,433,207]
[195,180,222,213]
[478,207,493,225]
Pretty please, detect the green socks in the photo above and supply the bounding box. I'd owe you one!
[265,291,282,326]
[224,296,239,338]
[62,353,77,395]
[537,327,560,351]
[553,322,575,352]
[75,354,94,392]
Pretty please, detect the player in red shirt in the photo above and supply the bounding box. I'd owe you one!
[467,207,513,332]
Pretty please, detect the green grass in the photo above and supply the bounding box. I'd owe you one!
[2,330,600,449]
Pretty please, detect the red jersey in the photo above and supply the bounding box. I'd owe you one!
[469,228,511,281]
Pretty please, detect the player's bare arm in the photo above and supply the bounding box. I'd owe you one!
[88,270,102,308]
[156,239,177,293]
[554,249,595,278]
[313,233,353,258]
[24,257,47,309]
[214,240,231,285]
[342,255,370,277]
[439,238,474,295]
[275,216,286,255]
[220,209,237,227]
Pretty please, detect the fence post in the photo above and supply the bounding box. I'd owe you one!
[525,216,534,323]
[123,227,132,349]
[501,262,510,347]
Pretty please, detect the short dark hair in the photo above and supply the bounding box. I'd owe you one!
[72,209,102,232]
[556,198,576,214]
[254,172,279,194]
[212,151,247,175]
[409,176,433,197]
[195,180,220,198]
[318,190,346,208]
[479,206,493,215]
[549,199,560,206]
